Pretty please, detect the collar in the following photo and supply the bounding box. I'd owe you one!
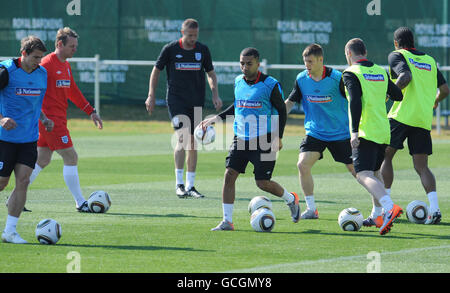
[244,71,261,84]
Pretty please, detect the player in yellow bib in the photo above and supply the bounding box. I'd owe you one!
[343,38,404,235]
[380,27,449,225]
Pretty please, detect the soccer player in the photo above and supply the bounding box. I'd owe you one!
[380,27,449,225]
[201,47,300,231]
[343,38,404,235]
[145,18,223,199]
[285,43,356,219]
[28,27,103,213]
[1,36,54,243]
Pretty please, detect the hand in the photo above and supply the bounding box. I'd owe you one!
[145,96,156,115]
[200,116,219,128]
[271,137,283,152]
[91,112,103,130]
[42,118,54,132]
[0,117,17,131]
[350,132,360,148]
[212,96,223,111]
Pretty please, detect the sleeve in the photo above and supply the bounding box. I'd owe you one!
[0,66,8,90]
[342,71,362,133]
[339,78,346,98]
[437,68,447,87]
[386,79,403,101]
[270,83,287,139]
[68,65,94,115]
[155,44,170,71]
[203,45,214,73]
[388,52,410,79]
[287,79,302,103]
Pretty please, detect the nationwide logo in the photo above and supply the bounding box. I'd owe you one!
[175,63,201,70]
[305,95,332,103]
[56,80,71,88]
[363,74,385,81]
[236,100,262,109]
[408,58,431,71]
[15,88,42,96]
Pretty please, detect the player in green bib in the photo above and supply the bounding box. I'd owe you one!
[343,38,404,235]
[380,27,449,225]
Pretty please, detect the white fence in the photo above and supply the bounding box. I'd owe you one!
[1,56,449,134]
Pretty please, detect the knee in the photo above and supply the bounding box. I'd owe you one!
[255,180,270,191]
[0,180,8,192]
[297,160,311,175]
[224,169,238,185]
[15,175,30,189]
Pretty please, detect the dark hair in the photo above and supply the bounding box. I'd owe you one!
[302,43,323,57]
[20,35,47,54]
[394,27,415,48]
[345,38,367,56]
[182,18,199,30]
[240,47,260,60]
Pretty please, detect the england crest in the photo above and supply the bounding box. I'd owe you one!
[61,135,69,144]
[195,52,202,61]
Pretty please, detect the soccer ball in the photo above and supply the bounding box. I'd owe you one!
[250,208,275,232]
[248,196,273,214]
[194,124,215,145]
[35,218,62,244]
[87,190,111,213]
[338,208,364,231]
[406,200,428,224]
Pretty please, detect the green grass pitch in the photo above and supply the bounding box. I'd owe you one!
[0,118,449,273]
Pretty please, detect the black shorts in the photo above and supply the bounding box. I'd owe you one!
[389,119,432,155]
[168,101,203,135]
[225,136,277,180]
[0,140,37,177]
[352,138,386,173]
[300,135,353,164]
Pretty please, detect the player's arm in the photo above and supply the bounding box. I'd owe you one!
[285,80,302,114]
[342,71,362,148]
[388,52,412,90]
[434,69,450,109]
[68,66,103,129]
[0,66,17,130]
[206,70,223,111]
[270,83,287,151]
[39,111,54,132]
[145,66,161,115]
[202,103,234,128]
[386,79,403,101]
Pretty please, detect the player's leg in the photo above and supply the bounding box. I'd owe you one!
[211,168,239,231]
[297,136,326,218]
[2,163,33,244]
[253,148,300,223]
[29,146,53,185]
[55,146,88,211]
[408,127,440,224]
[174,127,187,197]
[212,139,247,231]
[381,119,407,194]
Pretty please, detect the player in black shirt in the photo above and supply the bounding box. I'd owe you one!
[145,19,222,199]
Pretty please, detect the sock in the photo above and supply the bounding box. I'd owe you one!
[175,169,184,186]
[427,191,439,212]
[29,163,43,185]
[223,203,234,223]
[379,195,394,212]
[186,171,196,190]
[4,215,19,234]
[371,206,383,218]
[281,189,294,204]
[304,195,316,211]
[385,188,391,196]
[63,165,86,207]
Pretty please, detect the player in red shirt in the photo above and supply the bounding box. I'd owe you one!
[28,27,103,212]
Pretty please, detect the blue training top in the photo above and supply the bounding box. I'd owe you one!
[234,73,282,140]
[296,68,349,141]
[0,59,47,143]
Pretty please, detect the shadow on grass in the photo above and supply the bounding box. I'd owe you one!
[26,242,213,252]
[103,212,218,219]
